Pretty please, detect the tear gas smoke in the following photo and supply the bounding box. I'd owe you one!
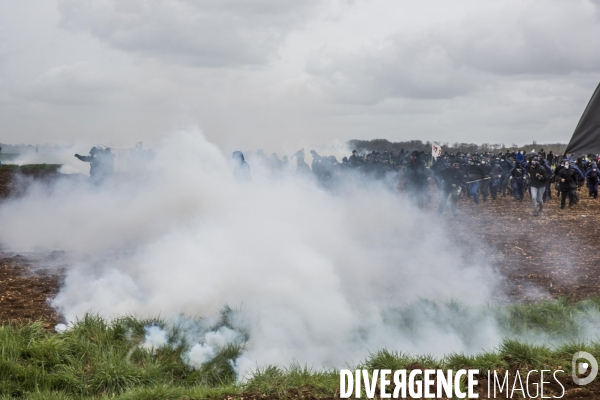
[0,129,504,376]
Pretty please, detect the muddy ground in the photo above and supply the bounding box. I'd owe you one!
[0,253,62,329]
[443,186,600,303]
[1,170,600,327]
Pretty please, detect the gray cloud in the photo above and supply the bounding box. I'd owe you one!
[17,62,122,106]
[306,38,477,103]
[305,0,600,104]
[1,0,599,149]
[57,0,323,67]
[444,1,600,76]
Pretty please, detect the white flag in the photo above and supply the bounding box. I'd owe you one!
[432,142,442,159]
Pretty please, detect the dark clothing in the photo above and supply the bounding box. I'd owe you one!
[491,165,503,177]
[586,168,599,198]
[436,167,466,191]
[437,167,465,215]
[490,165,503,199]
[466,164,485,182]
[557,167,578,208]
[586,169,599,184]
[528,164,549,188]
[510,166,526,200]
[464,164,485,203]
[588,181,599,198]
[512,179,525,200]
[557,168,577,191]
[561,190,575,208]
[498,159,513,196]
[75,153,102,178]
[480,163,492,201]
[405,158,429,208]
[349,154,361,165]
[510,165,525,179]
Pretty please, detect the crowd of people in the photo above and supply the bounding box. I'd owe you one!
[71,143,599,217]
[232,147,600,217]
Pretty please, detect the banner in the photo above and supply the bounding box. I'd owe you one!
[565,82,600,155]
[432,142,442,159]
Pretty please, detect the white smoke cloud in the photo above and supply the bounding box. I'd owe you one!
[141,325,169,352]
[186,344,216,368]
[0,128,500,377]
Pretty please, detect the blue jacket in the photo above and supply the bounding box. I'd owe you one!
[541,159,553,176]
[516,152,524,163]
[585,166,599,184]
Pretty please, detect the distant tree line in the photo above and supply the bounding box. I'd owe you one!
[0,143,58,153]
[347,139,568,155]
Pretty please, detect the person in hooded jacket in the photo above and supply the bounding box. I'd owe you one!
[490,160,503,200]
[498,156,513,196]
[547,151,554,166]
[232,151,251,182]
[349,150,361,166]
[75,147,108,184]
[576,157,586,172]
[510,162,526,201]
[557,160,577,209]
[554,160,565,197]
[292,149,312,176]
[516,151,524,163]
[466,158,485,204]
[541,158,554,201]
[528,157,548,216]
[479,159,492,202]
[585,163,599,198]
[405,151,429,209]
[436,161,466,215]
[570,163,585,204]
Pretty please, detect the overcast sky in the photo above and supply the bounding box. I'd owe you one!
[1,0,600,153]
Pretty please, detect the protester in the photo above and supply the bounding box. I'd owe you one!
[528,157,549,216]
[222,145,597,215]
[75,147,114,184]
[232,151,251,182]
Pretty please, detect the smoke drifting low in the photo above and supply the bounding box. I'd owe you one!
[0,129,499,376]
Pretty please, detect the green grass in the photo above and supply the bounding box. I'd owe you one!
[0,164,62,173]
[0,299,599,399]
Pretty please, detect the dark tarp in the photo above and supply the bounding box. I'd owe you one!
[565,82,600,155]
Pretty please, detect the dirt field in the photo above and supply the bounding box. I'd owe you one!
[1,170,600,328]
[0,253,61,329]
[446,186,600,303]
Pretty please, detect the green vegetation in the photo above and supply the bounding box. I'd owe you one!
[0,164,62,173]
[0,299,599,399]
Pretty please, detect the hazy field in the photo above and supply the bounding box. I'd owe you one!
[1,155,600,399]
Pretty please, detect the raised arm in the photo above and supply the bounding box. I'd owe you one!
[75,154,92,162]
